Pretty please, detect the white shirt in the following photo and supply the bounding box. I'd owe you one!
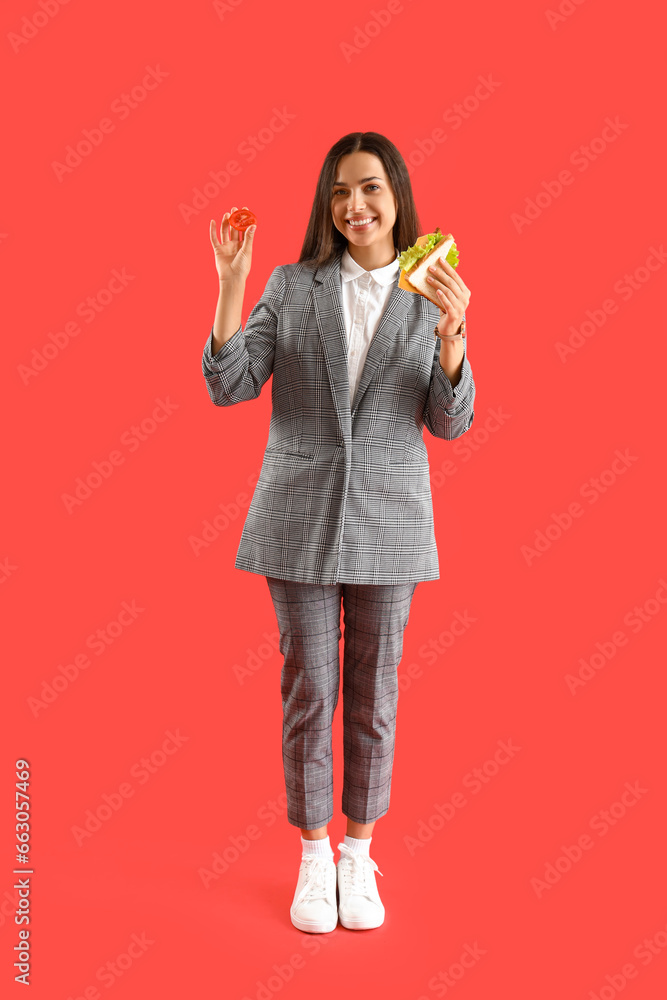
[339,247,400,406]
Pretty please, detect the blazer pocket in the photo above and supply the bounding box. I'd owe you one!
[401,422,431,465]
[388,422,431,465]
[264,447,315,460]
[380,417,406,464]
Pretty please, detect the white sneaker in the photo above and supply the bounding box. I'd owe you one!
[336,843,385,929]
[290,854,338,933]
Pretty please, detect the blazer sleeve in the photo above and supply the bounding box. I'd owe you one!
[423,314,476,440]
[201,265,286,406]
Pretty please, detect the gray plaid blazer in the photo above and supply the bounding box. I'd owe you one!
[201,252,476,585]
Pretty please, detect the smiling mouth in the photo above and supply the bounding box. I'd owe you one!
[346,217,377,230]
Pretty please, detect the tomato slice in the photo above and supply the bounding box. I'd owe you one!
[229,209,257,231]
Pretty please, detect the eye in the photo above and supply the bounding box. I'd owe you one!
[333,184,381,195]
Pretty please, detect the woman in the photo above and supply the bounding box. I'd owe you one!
[202,132,475,934]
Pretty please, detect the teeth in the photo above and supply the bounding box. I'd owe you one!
[347,217,375,227]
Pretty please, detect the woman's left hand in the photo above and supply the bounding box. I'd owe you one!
[426,256,472,338]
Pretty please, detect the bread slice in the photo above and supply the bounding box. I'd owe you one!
[398,233,455,307]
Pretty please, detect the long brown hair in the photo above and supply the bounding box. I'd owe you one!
[298,132,422,270]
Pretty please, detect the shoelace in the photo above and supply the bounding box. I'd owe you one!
[293,855,336,910]
[337,843,384,899]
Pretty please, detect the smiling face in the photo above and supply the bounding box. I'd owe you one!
[330,150,398,259]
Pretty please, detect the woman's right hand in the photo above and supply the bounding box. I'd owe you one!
[209,206,256,283]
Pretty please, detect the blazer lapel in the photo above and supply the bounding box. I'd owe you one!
[313,253,413,433]
[313,254,352,443]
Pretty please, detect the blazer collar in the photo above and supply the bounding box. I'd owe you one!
[339,246,400,286]
[312,252,413,438]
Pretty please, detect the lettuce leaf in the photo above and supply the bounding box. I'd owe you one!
[398,227,459,271]
[445,242,459,268]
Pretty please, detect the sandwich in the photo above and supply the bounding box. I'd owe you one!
[398,228,459,307]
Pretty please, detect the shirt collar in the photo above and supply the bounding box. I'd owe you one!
[340,246,400,286]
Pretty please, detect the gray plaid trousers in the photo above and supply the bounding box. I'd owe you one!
[266,576,418,828]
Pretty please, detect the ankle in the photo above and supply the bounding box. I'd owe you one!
[345,820,376,839]
[343,833,371,856]
[300,826,328,841]
[301,834,334,859]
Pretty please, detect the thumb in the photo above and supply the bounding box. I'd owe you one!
[239,225,255,256]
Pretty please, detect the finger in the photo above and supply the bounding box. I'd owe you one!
[438,257,461,284]
[430,279,466,313]
[444,262,471,300]
[436,287,465,321]
[229,207,239,240]
[427,272,458,297]
[428,272,468,310]
[239,206,250,242]
[210,218,221,248]
[429,260,459,285]
[432,282,455,302]
[436,256,466,291]
[218,212,232,243]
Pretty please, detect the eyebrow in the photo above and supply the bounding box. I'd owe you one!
[332,176,383,186]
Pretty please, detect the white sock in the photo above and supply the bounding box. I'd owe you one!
[301,835,334,859]
[343,834,371,856]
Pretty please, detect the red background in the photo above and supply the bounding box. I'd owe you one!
[2,0,666,997]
